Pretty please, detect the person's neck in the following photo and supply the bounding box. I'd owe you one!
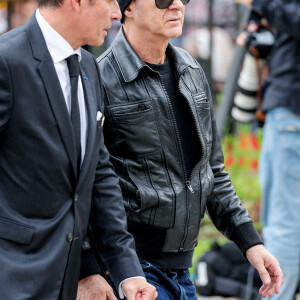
[39,7,81,50]
[123,25,169,65]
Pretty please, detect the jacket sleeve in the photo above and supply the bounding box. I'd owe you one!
[252,0,300,38]
[0,53,12,133]
[79,229,104,280]
[200,67,262,255]
[88,58,144,289]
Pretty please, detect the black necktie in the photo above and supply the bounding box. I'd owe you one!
[66,54,81,175]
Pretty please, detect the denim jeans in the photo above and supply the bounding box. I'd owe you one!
[259,107,300,300]
[140,262,197,300]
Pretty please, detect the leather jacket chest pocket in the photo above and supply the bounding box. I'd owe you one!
[193,92,212,146]
[105,100,161,155]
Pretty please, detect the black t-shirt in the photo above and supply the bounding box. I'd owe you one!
[147,58,201,179]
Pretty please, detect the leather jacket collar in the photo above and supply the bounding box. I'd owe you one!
[111,26,199,83]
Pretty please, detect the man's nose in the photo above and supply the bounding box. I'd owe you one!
[112,0,122,20]
[168,0,184,9]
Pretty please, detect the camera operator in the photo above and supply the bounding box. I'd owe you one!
[236,1,300,299]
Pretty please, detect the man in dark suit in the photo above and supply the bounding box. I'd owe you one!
[0,0,157,299]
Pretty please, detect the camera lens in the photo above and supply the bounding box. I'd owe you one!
[231,53,267,123]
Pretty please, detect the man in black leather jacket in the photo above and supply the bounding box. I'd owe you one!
[236,1,300,299]
[79,0,284,298]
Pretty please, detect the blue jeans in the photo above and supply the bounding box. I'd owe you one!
[140,262,197,300]
[259,107,300,300]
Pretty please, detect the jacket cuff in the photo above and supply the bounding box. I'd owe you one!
[252,0,269,16]
[79,249,103,280]
[229,222,263,258]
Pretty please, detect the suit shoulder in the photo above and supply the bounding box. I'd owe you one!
[80,48,100,76]
[0,26,28,56]
[0,27,32,72]
[81,48,96,64]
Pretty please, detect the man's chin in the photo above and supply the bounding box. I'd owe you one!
[168,29,182,39]
[89,37,105,48]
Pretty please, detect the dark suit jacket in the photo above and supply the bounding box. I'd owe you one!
[0,13,143,300]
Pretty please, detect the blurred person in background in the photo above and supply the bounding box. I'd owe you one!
[236,0,300,299]
[10,0,38,29]
[0,0,38,35]
[182,26,235,93]
[0,3,8,34]
[79,0,284,298]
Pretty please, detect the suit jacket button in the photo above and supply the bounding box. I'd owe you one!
[67,233,73,242]
[74,194,79,202]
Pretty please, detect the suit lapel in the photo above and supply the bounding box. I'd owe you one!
[25,14,77,177]
[78,67,97,186]
[38,62,77,177]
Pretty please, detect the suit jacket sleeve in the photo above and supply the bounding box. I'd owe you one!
[79,231,104,280]
[88,58,144,288]
[0,53,12,133]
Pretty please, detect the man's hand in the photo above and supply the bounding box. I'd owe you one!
[246,245,284,298]
[76,274,117,300]
[235,0,253,7]
[122,277,157,300]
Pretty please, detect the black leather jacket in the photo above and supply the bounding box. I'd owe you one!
[98,28,256,253]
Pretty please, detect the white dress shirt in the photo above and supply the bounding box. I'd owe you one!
[36,9,87,164]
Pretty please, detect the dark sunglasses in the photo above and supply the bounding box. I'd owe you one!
[155,0,190,9]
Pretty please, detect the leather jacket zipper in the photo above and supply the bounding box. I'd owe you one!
[186,181,194,193]
[177,75,206,251]
[157,72,194,252]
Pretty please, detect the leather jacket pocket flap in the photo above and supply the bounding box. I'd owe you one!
[0,217,35,245]
[107,100,152,124]
[105,100,161,155]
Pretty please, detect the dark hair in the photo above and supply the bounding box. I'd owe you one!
[39,0,95,7]
[38,0,64,7]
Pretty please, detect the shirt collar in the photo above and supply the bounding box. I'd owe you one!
[35,9,81,64]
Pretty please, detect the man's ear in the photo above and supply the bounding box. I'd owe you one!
[70,0,84,12]
[123,0,135,19]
